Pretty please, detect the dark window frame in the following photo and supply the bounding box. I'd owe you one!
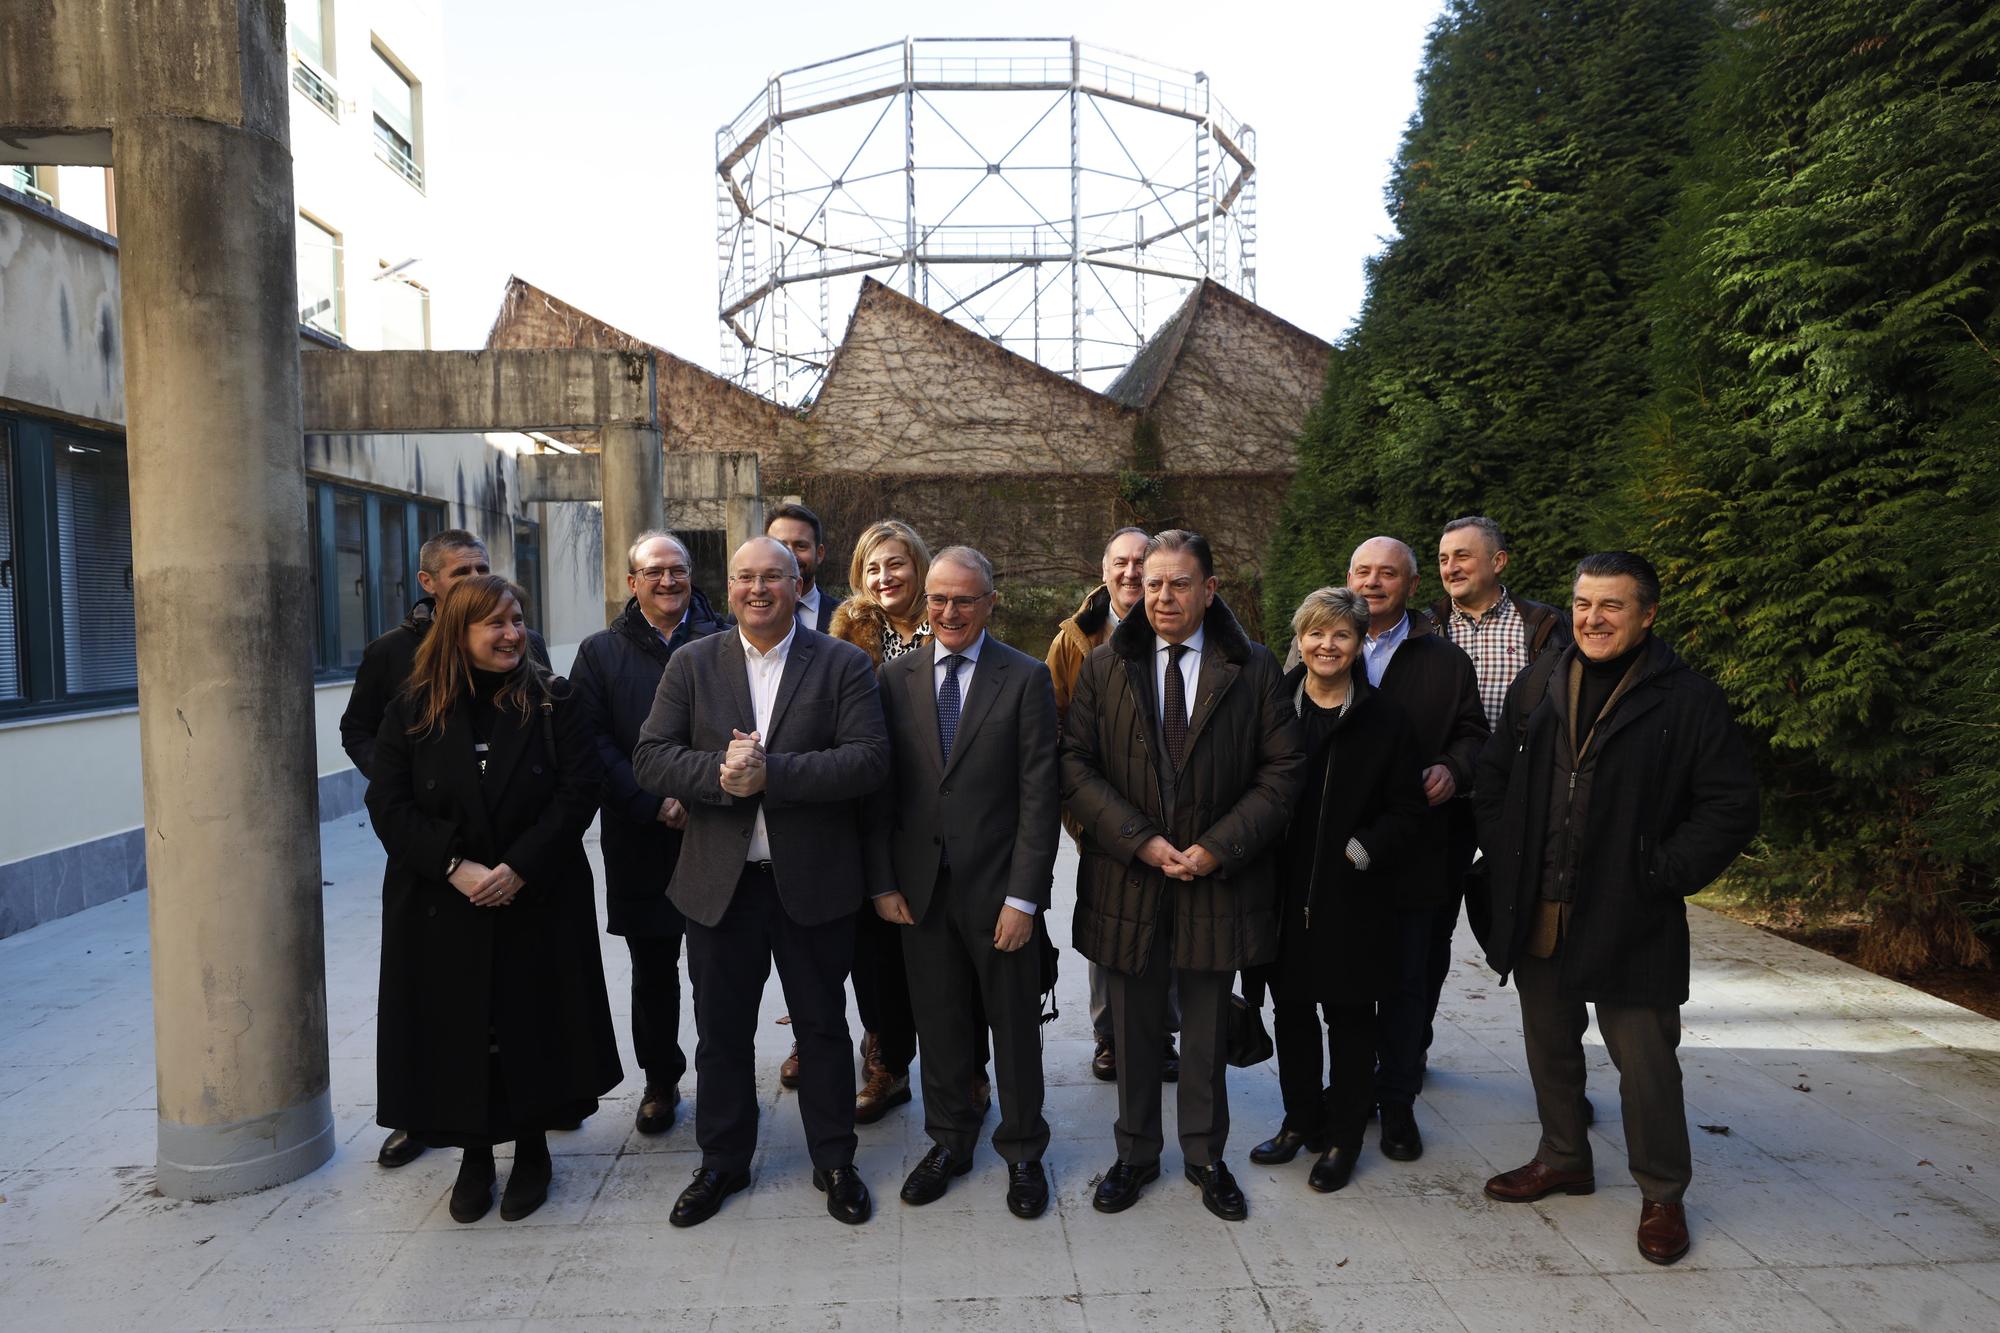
[0,410,138,721]
[308,477,445,679]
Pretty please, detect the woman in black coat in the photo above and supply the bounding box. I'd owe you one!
[1248,587,1427,1194]
[367,574,622,1224]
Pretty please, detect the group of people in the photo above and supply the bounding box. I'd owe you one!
[341,503,1758,1267]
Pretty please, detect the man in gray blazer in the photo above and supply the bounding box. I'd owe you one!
[866,546,1061,1218]
[633,536,890,1229]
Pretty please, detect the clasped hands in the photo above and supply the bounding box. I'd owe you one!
[448,858,525,907]
[719,728,767,798]
[1138,835,1218,881]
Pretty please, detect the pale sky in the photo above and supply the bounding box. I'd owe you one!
[428,0,1447,367]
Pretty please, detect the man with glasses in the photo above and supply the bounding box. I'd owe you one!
[866,547,1061,1218]
[1062,530,1303,1222]
[634,537,890,1228]
[570,532,724,1137]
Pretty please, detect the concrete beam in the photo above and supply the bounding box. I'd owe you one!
[517,451,600,503]
[298,349,656,433]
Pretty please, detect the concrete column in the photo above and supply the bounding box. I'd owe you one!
[724,449,766,557]
[600,425,664,626]
[114,112,334,1200]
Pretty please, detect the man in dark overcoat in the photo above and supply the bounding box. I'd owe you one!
[1347,535,1488,1164]
[866,546,1061,1218]
[632,536,891,1229]
[340,526,548,1169]
[1062,529,1304,1222]
[570,531,724,1137]
[1476,551,1758,1266]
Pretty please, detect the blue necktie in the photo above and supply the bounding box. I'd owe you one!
[938,654,967,763]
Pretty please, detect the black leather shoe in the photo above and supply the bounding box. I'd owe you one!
[813,1164,873,1225]
[669,1166,750,1228]
[900,1144,971,1205]
[378,1128,424,1169]
[1309,1146,1359,1194]
[1379,1104,1424,1161]
[1091,1039,1117,1082]
[1092,1158,1160,1213]
[1006,1160,1049,1219]
[549,1115,584,1133]
[1161,1038,1181,1083]
[448,1150,495,1224]
[499,1143,551,1222]
[635,1085,679,1136]
[1184,1161,1249,1221]
[1249,1126,1331,1165]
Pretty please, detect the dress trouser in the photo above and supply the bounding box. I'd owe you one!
[1273,987,1376,1153]
[684,864,858,1175]
[1090,962,1180,1043]
[625,927,688,1090]
[1512,948,1692,1203]
[1373,907,1434,1109]
[1105,916,1232,1168]
[852,907,918,1071]
[900,868,1050,1163]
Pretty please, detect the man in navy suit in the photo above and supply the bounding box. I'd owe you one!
[767,502,840,633]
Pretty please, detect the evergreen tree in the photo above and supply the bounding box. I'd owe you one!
[1638,0,1999,967]
[1266,0,1712,624]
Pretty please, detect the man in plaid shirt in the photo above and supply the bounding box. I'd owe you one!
[1425,516,1571,963]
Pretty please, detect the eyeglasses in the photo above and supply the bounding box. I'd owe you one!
[728,571,795,588]
[923,593,992,613]
[632,565,690,584]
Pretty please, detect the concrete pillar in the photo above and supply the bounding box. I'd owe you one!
[114,111,334,1200]
[600,425,664,626]
[724,449,766,557]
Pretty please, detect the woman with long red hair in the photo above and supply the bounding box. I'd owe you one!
[366,574,621,1223]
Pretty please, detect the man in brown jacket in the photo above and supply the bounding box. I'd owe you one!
[1046,526,1180,1083]
[1062,530,1304,1222]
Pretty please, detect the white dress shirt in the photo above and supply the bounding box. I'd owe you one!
[740,624,795,861]
[1153,624,1206,728]
[795,584,822,630]
[927,632,1041,919]
[1363,611,1411,687]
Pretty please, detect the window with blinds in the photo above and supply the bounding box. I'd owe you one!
[55,438,137,694]
[0,428,20,702]
[308,480,445,674]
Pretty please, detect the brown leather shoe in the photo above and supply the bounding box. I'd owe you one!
[1637,1199,1690,1265]
[1091,1038,1117,1082]
[779,1040,801,1091]
[1483,1160,1595,1203]
[854,1034,910,1123]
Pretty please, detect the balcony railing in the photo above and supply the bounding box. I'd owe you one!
[372,129,424,191]
[291,55,340,122]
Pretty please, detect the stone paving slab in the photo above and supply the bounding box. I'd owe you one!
[1,813,1997,1331]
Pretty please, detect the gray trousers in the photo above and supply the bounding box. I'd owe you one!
[1514,949,1692,1203]
[1106,922,1231,1168]
[1090,961,1180,1041]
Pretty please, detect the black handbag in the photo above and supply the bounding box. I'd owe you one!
[1224,993,1274,1067]
[1035,916,1061,1027]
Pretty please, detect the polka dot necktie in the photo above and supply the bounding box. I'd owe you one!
[938,654,967,763]
[1163,643,1189,770]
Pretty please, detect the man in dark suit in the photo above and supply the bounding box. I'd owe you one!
[866,546,1060,1218]
[767,502,841,634]
[569,531,724,1138]
[338,526,549,1170]
[1347,536,1488,1164]
[633,536,890,1228]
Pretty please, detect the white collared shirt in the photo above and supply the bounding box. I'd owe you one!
[740,624,796,861]
[1363,611,1411,687]
[795,583,821,629]
[1154,623,1206,728]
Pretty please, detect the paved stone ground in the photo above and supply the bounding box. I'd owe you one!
[2,814,1999,1332]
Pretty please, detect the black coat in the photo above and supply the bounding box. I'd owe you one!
[1474,635,1760,1006]
[339,597,550,780]
[1374,616,1489,910]
[569,597,724,937]
[1061,598,1305,975]
[1273,665,1429,1003]
[365,678,622,1142]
